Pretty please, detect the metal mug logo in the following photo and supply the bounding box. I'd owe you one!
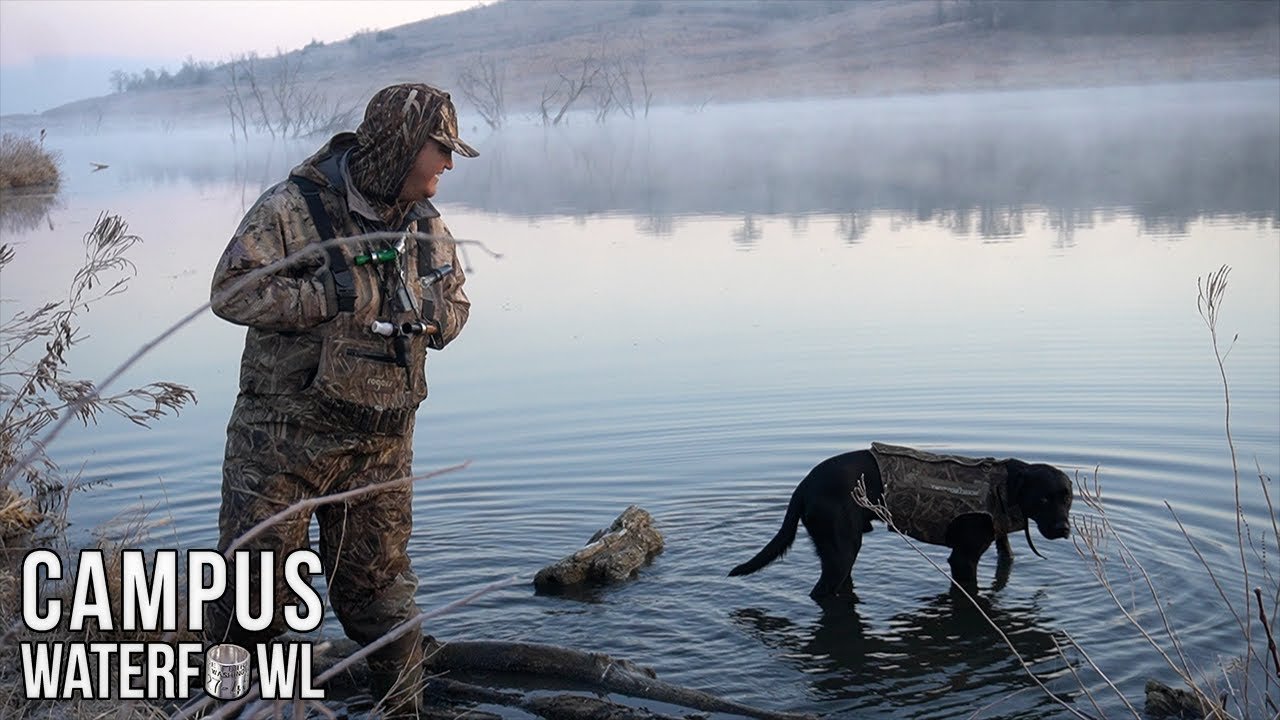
[205,643,252,700]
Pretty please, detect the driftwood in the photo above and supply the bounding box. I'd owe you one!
[302,635,812,720]
[1144,678,1213,719]
[422,637,816,720]
[534,505,664,590]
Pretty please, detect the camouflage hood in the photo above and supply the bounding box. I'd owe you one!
[347,83,478,206]
[869,442,1024,545]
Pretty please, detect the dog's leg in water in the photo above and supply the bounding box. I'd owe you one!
[944,516,996,594]
[995,532,1012,561]
[808,517,861,599]
[811,551,853,599]
[948,534,994,595]
[809,534,846,599]
[991,533,1014,590]
[832,527,861,597]
[947,547,983,595]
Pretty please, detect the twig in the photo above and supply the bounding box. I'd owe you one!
[1255,459,1280,625]
[225,461,470,556]
[965,685,1034,719]
[1051,633,1107,720]
[1257,587,1280,680]
[1166,502,1268,673]
[1198,266,1254,691]
[1075,485,1206,701]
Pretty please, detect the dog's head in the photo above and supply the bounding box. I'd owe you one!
[1006,459,1073,540]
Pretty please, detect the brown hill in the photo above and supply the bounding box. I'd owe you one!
[32,0,1280,130]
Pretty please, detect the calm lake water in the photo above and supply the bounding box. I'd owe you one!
[2,80,1278,718]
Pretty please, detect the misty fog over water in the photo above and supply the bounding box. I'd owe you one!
[2,79,1278,718]
[12,80,1277,232]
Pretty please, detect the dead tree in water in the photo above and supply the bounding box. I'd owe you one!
[222,51,357,140]
[541,53,603,125]
[457,54,506,129]
[542,32,654,125]
[222,59,250,143]
[634,29,654,118]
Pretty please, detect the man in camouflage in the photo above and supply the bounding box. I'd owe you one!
[207,83,476,717]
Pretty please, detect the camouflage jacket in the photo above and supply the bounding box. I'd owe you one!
[211,134,469,428]
[869,442,1024,545]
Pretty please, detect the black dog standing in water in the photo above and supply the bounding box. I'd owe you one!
[728,443,1073,599]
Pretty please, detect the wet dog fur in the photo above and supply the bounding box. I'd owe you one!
[727,448,1073,599]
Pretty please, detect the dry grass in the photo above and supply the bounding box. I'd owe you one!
[0,486,42,542]
[0,133,61,190]
[0,213,195,718]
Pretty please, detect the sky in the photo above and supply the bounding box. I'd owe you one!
[0,0,488,115]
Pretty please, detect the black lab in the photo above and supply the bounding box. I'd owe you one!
[728,442,1073,599]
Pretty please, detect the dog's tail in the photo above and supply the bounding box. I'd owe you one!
[728,489,803,577]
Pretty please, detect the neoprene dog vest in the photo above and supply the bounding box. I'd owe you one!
[868,442,1025,545]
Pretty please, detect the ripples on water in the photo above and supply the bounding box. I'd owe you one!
[3,81,1278,717]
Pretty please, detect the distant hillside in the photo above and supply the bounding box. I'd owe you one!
[23,0,1280,132]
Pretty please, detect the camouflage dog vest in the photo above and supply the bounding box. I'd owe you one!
[868,442,1024,545]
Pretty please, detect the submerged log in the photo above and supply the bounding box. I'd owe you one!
[422,637,816,720]
[534,505,664,590]
[429,677,693,719]
[523,693,690,719]
[294,634,810,719]
[309,641,694,719]
[1144,679,1212,719]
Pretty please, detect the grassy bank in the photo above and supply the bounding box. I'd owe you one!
[0,132,61,190]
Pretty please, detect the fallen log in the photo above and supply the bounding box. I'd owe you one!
[534,505,664,591]
[295,643,690,720]
[1144,678,1213,719]
[524,693,694,719]
[428,677,694,719]
[423,637,816,720]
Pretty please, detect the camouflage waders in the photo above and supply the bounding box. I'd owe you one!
[869,442,1025,544]
[206,395,424,715]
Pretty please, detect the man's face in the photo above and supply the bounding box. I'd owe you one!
[398,139,453,202]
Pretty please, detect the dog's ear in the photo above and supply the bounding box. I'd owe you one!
[1004,459,1029,503]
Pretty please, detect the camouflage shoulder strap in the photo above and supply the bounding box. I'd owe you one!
[290,175,356,313]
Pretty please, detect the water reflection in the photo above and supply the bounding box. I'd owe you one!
[0,188,61,234]
[449,81,1279,242]
[43,80,1278,245]
[732,214,764,248]
[732,590,1075,717]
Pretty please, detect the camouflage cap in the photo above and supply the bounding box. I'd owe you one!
[347,83,478,202]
